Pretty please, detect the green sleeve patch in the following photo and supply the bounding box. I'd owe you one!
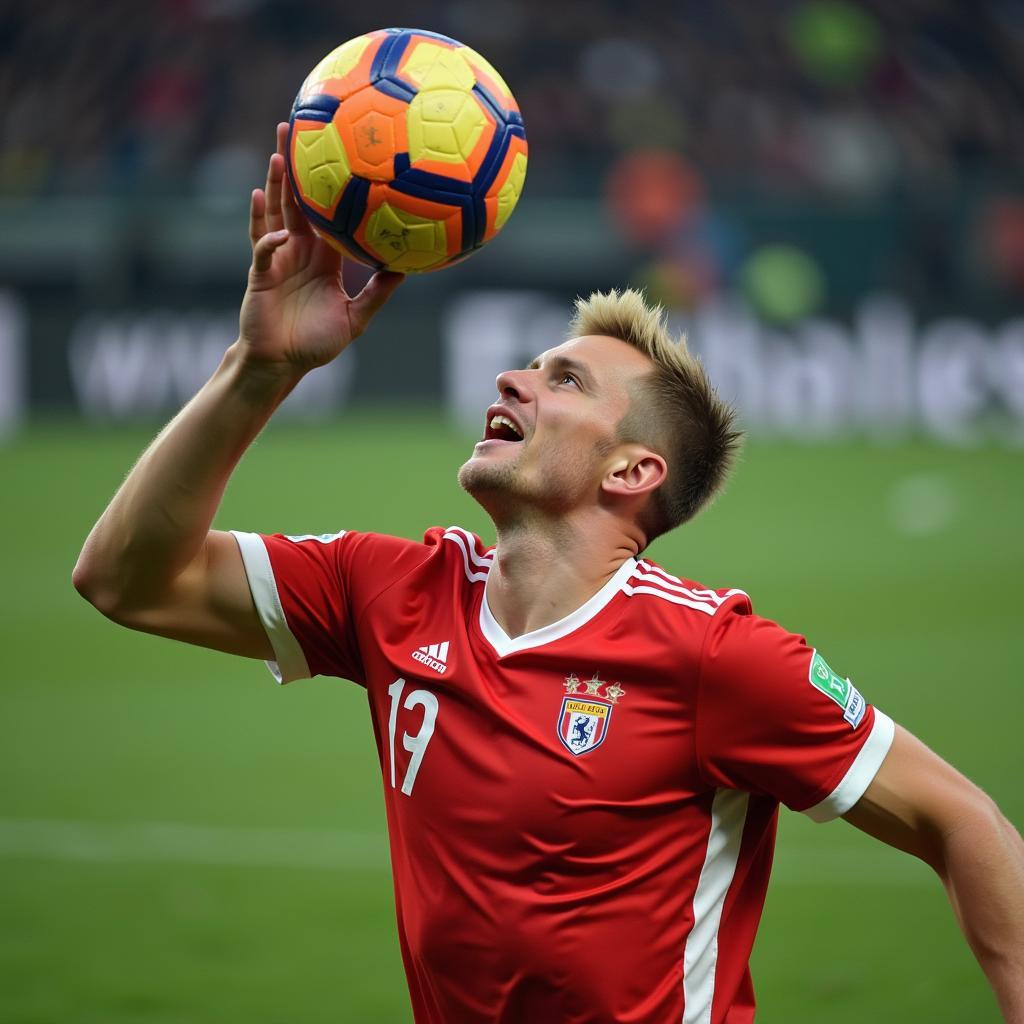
[808,649,866,728]
[809,650,850,707]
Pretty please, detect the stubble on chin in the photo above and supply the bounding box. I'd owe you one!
[457,455,520,499]
[458,446,600,523]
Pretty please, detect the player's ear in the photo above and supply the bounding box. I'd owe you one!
[602,446,667,499]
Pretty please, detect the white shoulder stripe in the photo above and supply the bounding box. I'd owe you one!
[621,583,719,615]
[622,579,748,616]
[444,526,494,566]
[637,558,685,585]
[634,562,748,610]
[631,570,722,604]
[443,530,491,583]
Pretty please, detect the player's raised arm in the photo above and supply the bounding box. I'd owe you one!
[843,725,1024,1022]
[72,123,403,657]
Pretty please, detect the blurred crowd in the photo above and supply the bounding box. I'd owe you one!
[3,0,1024,308]
[3,0,1022,198]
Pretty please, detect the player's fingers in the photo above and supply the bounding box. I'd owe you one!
[251,229,289,274]
[274,122,313,237]
[280,162,312,236]
[250,189,267,248]
[349,270,405,333]
[273,121,313,237]
[265,153,286,233]
[261,149,275,211]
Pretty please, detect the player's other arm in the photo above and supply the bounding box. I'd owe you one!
[72,124,403,657]
[72,353,293,658]
[844,725,1024,1023]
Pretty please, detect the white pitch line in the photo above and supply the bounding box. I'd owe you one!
[0,819,936,886]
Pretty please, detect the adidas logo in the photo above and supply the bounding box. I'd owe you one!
[412,641,449,675]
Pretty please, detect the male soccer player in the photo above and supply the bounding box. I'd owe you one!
[74,125,1024,1023]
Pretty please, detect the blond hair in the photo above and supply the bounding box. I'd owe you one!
[569,288,742,543]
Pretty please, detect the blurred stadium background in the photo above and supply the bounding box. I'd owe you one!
[2,1,1022,1021]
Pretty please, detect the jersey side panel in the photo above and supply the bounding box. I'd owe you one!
[706,794,778,1024]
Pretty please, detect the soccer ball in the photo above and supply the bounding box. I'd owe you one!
[286,28,528,273]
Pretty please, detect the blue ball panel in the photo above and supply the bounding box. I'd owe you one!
[390,27,462,46]
[473,123,516,194]
[293,175,383,270]
[335,176,372,240]
[371,31,412,83]
[396,167,473,197]
[372,76,416,103]
[389,176,476,254]
[291,93,340,122]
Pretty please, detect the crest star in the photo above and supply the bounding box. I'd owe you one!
[605,682,626,704]
[584,675,604,696]
[563,674,581,694]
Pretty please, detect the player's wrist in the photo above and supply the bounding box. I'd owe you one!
[222,341,307,404]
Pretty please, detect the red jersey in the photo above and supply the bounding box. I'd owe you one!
[231,526,894,1024]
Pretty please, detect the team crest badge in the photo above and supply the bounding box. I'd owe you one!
[557,673,626,757]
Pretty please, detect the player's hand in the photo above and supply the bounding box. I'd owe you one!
[238,122,404,374]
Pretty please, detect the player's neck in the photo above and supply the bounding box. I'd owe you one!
[486,518,639,640]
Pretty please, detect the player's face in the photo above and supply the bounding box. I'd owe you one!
[458,334,654,516]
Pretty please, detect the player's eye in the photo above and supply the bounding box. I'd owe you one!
[558,372,580,388]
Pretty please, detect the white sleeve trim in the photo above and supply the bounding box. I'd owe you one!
[804,710,895,823]
[230,531,311,685]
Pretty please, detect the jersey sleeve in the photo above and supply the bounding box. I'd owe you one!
[230,529,428,686]
[696,599,895,822]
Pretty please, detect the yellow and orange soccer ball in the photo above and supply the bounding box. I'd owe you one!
[286,28,528,273]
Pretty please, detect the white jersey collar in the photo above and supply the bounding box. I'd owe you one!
[479,556,637,658]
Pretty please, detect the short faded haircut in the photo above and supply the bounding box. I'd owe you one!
[569,288,742,544]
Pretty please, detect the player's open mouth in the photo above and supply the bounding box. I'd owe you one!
[482,412,525,444]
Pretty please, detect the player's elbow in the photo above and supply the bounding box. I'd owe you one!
[964,793,1024,857]
[72,554,133,624]
[928,785,1018,878]
[945,785,1008,837]
[73,559,117,618]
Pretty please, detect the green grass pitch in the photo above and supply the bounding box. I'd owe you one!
[1,413,1021,1022]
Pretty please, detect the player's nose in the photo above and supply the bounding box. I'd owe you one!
[495,367,535,403]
